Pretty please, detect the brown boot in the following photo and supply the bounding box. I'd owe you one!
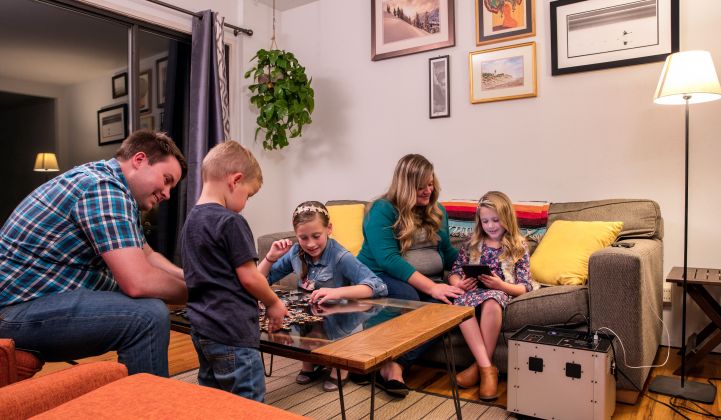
[455,363,479,388]
[478,366,498,401]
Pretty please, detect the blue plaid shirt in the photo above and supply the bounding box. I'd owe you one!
[0,159,145,306]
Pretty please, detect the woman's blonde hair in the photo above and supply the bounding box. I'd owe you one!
[292,201,330,281]
[383,154,442,254]
[469,191,526,264]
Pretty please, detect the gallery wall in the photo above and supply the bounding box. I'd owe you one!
[238,0,721,347]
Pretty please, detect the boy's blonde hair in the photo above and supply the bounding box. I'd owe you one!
[469,191,526,264]
[202,141,263,185]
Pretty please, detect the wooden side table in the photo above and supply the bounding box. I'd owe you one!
[666,266,721,374]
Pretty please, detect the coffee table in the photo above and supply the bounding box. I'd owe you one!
[171,296,474,419]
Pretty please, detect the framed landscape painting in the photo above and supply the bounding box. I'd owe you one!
[551,0,679,75]
[476,0,535,46]
[469,42,537,104]
[371,0,455,61]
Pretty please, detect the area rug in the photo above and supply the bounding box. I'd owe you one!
[172,354,515,419]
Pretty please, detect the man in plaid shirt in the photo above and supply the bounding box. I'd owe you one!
[0,130,187,376]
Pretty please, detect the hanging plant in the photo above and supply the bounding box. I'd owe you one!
[244,49,314,150]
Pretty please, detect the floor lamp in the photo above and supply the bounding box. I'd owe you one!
[648,51,721,403]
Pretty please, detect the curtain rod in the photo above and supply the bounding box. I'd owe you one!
[145,0,253,36]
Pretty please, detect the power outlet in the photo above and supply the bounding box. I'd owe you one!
[663,282,672,304]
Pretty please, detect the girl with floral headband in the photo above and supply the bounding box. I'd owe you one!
[258,201,387,392]
[448,191,534,400]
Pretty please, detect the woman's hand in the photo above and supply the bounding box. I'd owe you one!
[429,283,464,304]
[267,239,293,262]
[479,273,503,290]
[310,287,342,305]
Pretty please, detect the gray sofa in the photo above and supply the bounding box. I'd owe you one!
[256,199,663,398]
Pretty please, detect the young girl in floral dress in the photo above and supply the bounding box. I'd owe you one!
[448,191,534,400]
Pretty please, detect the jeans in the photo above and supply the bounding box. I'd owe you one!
[0,288,170,376]
[191,331,265,402]
[376,273,442,369]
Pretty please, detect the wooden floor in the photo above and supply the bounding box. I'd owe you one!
[39,331,721,419]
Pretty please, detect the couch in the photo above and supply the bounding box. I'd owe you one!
[257,199,664,402]
[0,359,307,419]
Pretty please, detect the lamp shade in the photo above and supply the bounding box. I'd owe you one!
[33,153,59,172]
[654,50,721,105]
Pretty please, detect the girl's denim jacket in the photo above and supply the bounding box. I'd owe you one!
[267,238,388,297]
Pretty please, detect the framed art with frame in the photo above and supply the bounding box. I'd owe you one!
[429,55,450,118]
[112,72,127,98]
[469,41,537,104]
[97,104,128,146]
[139,69,152,113]
[371,0,455,61]
[139,114,155,131]
[551,0,679,75]
[156,57,167,108]
[476,0,535,46]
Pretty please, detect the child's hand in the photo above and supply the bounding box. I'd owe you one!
[479,273,503,290]
[266,300,288,332]
[457,276,478,292]
[310,287,342,305]
[268,239,293,262]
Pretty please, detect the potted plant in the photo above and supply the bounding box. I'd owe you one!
[244,49,314,150]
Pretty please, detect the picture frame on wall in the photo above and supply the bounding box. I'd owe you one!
[551,0,679,76]
[371,0,455,61]
[139,69,152,113]
[469,41,537,104]
[97,104,128,146]
[156,57,167,108]
[429,55,450,118]
[139,114,155,131]
[112,72,127,98]
[476,0,535,46]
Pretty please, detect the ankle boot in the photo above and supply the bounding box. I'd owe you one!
[455,363,479,388]
[478,365,498,400]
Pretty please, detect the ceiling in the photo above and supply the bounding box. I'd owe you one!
[0,0,169,86]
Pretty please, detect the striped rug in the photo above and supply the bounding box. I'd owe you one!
[172,354,515,419]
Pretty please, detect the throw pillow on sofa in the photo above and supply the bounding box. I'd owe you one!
[327,203,365,256]
[530,220,623,286]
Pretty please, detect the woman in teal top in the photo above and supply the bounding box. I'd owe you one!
[356,153,464,397]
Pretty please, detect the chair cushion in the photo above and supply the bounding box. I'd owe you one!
[503,285,589,331]
[327,203,365,256]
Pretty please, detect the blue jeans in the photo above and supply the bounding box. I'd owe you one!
[0,288,170,376]
[191,331,265,402]
[376,273,442,369]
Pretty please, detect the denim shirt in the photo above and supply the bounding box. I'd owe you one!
[267,238,388,298]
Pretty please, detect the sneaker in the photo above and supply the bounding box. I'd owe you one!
[375,372,410,398]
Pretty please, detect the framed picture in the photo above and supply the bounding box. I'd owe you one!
[139,69,152,113]
[97,104,128,146]
[156,57,167,108]
[429,55,450,118]
[112,72,127,98]
[160,111,165,131]
[139,114,155,131]
[551,0,679,75]
[476,0,535,46]
[469,41,537,104]
[371,0,455,61]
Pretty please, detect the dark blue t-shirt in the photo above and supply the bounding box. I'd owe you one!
[181,203,259,348]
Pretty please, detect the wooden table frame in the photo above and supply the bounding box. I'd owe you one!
[666,267,721,374]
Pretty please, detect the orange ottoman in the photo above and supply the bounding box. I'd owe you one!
[33,373,308,419]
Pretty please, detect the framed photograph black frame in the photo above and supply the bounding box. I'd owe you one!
[97,103,128,146]
[156,57,167,108]
[371,0,455,61]
[551,0,679,76]
[429,55,450,118]
[476,0,535,46]
[112,72,127,98]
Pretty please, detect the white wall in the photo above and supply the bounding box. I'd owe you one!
[237,1,721,348]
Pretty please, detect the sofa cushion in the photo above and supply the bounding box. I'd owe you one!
[503,285,589,331]
[531,220,623,286]
[548,199,662,240]
[327,203,365,256]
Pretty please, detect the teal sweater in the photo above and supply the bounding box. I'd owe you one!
[357,199,458,282]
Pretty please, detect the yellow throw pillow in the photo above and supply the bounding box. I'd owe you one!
[327,204,365,256]
[530,220,623,286]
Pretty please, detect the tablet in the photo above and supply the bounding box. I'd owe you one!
[462,264,492,278]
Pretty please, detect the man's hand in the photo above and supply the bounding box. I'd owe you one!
[429,283,464,304]
[267,239,293,262]
[265,300,288,332]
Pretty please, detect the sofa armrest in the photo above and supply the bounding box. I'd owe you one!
[588,238,663,391]
[0,361,128,419]
[257,231,298,290]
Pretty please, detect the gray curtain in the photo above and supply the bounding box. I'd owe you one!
[185,10,231,217]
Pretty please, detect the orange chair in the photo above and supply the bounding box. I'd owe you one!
[0,338,45,387]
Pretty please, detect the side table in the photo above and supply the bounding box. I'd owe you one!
[666,266,721,374]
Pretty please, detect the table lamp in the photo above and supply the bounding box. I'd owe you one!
[33,152,59,182]
[648,50,721,404]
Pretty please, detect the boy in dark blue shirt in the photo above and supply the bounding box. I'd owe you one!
[181,141,287,402]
